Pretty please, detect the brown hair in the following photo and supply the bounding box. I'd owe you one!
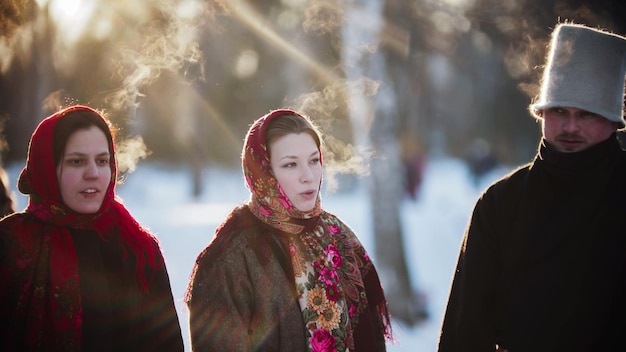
[265,113,322,151]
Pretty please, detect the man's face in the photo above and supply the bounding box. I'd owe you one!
[540,107,619,153]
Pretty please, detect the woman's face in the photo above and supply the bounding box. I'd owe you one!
[56,126,112,214]
[269,132,322,212]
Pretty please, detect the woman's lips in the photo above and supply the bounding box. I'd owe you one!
[81,188,99,198]
[300,190,317,200]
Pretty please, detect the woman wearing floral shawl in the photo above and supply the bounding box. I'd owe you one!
[186,109,392,351]
[0,105,184,351]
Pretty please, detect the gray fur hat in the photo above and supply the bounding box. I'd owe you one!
[530,23,626,126]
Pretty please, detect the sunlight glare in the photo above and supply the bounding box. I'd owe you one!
[234,49,259,79]
[176,0,204,20]
[49,0,94,45]
[50,0,82,19]
[228,0,340,86]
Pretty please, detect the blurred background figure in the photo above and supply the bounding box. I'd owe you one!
[401,134,427,201]
[464,138,499,187]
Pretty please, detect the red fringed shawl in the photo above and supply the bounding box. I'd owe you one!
[0,105,160,350]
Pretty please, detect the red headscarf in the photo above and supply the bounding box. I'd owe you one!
[242,109,323,233]
[3,105,159,349]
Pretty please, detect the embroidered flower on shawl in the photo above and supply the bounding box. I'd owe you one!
[29,199,59,221]
[291,216,375,351]
[318,300,341,331]
[307,287,328,314]
[318,266,339,286]
[311,329,337,352]
[325,281,340,302]
[349,304,358,318]
[326,244,342,269]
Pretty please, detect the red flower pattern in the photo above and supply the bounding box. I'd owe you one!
[311,329,337,352]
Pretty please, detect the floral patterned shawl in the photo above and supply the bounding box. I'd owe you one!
[0,105,160,350]
[242,109,392,351]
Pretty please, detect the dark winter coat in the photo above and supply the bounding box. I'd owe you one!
[0,213,184,352]
[438,135,626,351]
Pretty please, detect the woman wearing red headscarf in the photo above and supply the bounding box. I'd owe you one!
[0,106,184,351]
[186,109,393,351]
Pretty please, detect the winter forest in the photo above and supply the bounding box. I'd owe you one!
[1,0,626,350]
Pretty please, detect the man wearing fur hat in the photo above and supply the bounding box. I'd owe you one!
[438,23,626,352]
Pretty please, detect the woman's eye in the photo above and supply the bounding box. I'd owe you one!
[97,158,110,165]
[67,159,83,166]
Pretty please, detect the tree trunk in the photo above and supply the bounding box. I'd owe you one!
[369,103,422,324]
[341,0,426,326]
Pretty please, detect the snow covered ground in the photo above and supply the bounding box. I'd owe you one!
[6,157,510,351]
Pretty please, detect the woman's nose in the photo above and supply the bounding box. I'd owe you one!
[84,161,99,179]
[300,166,313,183]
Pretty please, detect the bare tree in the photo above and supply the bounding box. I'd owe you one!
[340,0,427,326]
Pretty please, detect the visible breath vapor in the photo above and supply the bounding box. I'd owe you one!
[106,1,208,112]
[322,134,372,193]
[295,78,381,193]
[115,135,152,178]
